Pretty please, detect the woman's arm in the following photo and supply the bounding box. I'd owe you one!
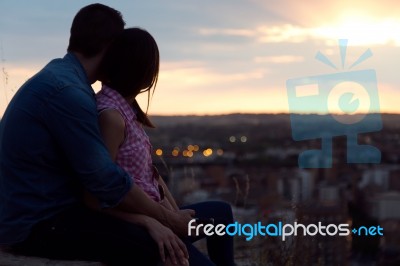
[98,109,125,161]
[158,176,179,211]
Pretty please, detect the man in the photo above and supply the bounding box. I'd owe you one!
[0,4,193,265]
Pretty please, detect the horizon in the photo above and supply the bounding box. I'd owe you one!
[149,112,397,117]
[1,108,400,119]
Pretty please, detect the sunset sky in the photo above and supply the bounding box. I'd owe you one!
[1,0,400,115]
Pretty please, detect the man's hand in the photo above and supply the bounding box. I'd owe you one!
[145,218,189,265]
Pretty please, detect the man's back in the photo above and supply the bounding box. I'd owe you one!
[0,53,131,244]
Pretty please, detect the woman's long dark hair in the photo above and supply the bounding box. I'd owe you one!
[100,27,159,127]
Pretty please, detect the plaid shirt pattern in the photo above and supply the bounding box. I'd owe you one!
[96,85,161,202]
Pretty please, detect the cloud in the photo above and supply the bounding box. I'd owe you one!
[159,61,266,88]
[251,0,400,26]
[139,83,288,116]
[198,28,255,37]
[254,55,304,64]
[256,21,400,46]
[197,24,312,44]
[197,20,400,47]
[248,0,400,46]
[256,24,312,43]
[136,60,272,115]
[376,83,400,114]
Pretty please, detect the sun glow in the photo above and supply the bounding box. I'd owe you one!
[313,11,400,46]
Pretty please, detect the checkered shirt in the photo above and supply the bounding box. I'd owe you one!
[96,85,161,202]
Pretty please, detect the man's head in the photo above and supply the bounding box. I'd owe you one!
[67,3,125,58]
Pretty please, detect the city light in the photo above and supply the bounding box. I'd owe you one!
[229,136,236,143]
[203,148,213,157]
[182,149,193,158]
[172,149,179,157]
[155,149,163,156]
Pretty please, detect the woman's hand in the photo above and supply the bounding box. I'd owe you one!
[160,198,175,211]
[145,217,189,265]
[165,209,196,238]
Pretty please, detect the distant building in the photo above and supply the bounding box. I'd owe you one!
[370,192,400,221]
[295,204,350,266]
[388,169,400,192]
[360,168,390,191]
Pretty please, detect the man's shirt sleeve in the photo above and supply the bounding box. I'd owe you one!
[44,85,133,208]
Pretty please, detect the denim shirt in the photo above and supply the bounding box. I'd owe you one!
[0,53,133,244]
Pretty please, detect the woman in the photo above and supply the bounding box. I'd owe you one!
[95,28,234,266]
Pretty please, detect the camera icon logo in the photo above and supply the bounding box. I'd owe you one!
[286,40,382,168]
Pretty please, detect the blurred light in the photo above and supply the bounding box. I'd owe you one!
[182,150,189,157]
[187,150,193,158]
[217,149,224,156]
[229,136,236,142]
[241,136,247,142]
[172,149,179,157]
[188,145,194,151]
[203,148,213,157]
[193,145,199,151]
[155,149,163,156]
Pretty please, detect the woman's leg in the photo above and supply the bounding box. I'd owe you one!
[184,240,216,266]
[182,201,235,266]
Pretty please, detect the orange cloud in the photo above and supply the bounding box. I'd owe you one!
[254,55,304,64]
[253,0,400,26]
[159,61,266,88]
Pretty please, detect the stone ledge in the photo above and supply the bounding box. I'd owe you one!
[0,248,104,266]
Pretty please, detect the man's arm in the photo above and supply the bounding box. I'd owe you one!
[84,192,189,263]
[46,87,132,207]
[47,88,192,236]
[118,185,194,237]
[97,109,193,236]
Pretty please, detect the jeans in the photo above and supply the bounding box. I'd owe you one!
[184,201,235,266]
[11,201,234,266]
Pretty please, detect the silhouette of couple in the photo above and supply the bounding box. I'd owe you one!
[0,4,234,266]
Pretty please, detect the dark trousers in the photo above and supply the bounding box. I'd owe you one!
[12,205,160,265]
[184,201,235,266]
[12,201,234,266]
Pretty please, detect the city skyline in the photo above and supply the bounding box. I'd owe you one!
[1,0,400,116]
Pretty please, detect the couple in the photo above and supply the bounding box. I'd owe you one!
[0,4,234,266]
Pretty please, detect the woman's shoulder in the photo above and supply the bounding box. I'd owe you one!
[96,87,123,113]
[98,109,126,132]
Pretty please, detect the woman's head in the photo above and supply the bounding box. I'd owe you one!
[101,27,159,99]
[101,27,159,127]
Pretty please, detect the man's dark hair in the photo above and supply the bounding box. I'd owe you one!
[67,3,125,58]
